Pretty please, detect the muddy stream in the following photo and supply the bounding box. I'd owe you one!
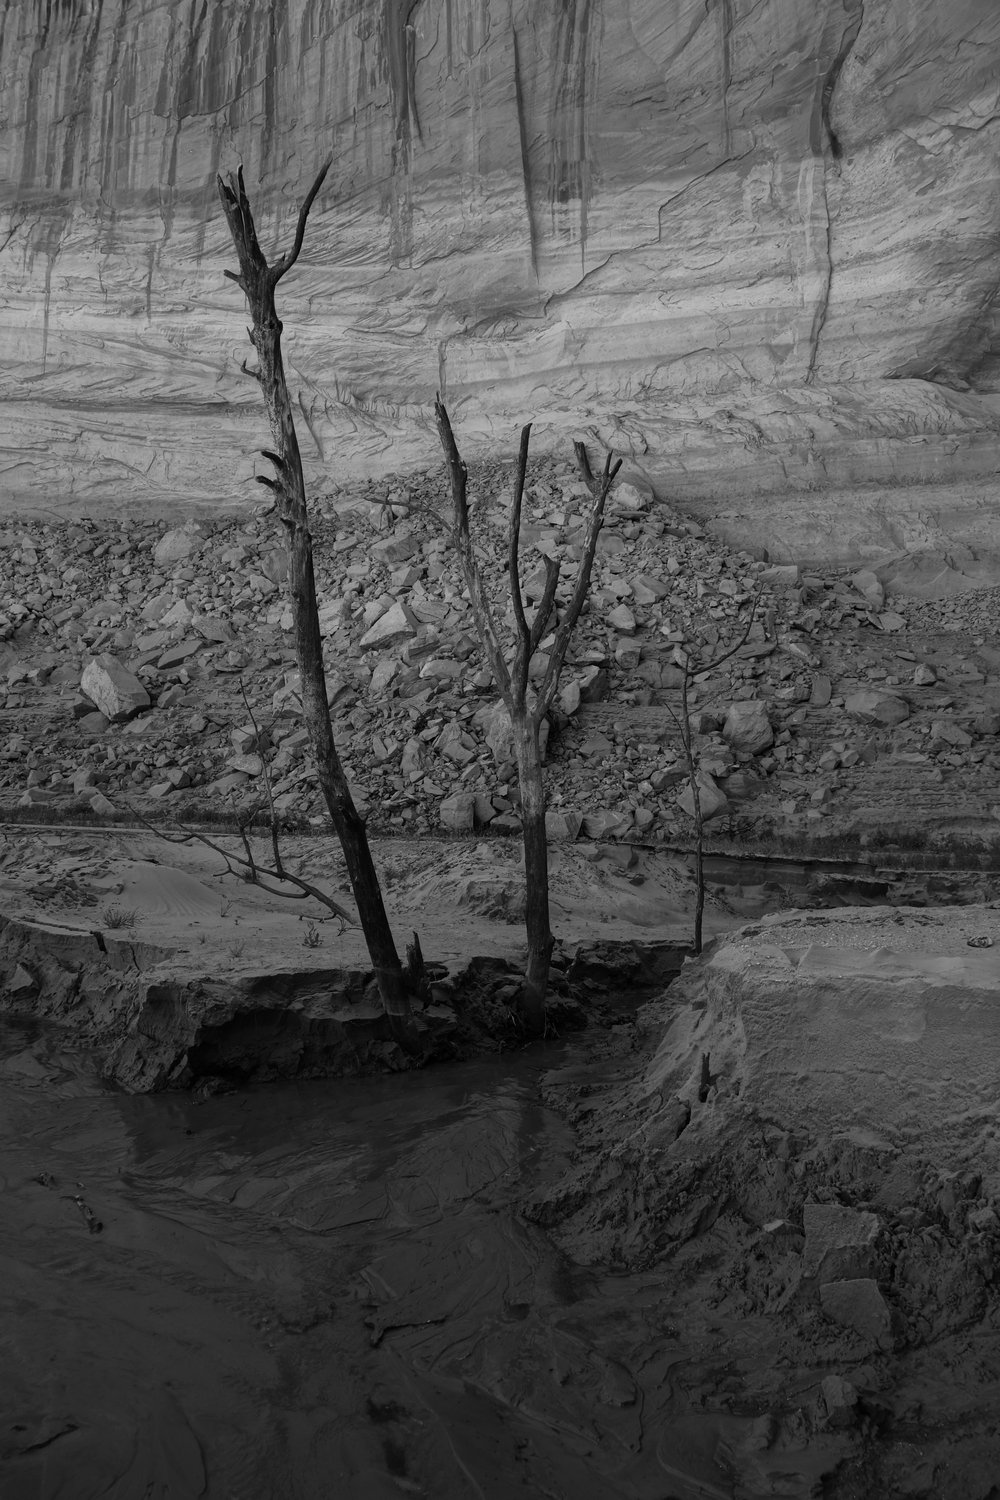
[2,1016,730,1500]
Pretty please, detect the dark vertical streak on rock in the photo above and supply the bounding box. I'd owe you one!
[60,0,104,191]
[816,0,864,161]
[512,28,539,280]
[717,0,733,158]
[548,0,597,258]
[806,1,865,382]
[380,0,421,265]
[261,0,283,172]
[20,0,54,189]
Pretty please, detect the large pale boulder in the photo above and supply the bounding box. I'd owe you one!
[722,700,773,755]
[80,655,150,723]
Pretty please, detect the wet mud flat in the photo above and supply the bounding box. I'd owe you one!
[6,979,1000,1500]
[0,1021,745,1500]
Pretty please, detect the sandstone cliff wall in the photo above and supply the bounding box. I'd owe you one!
[1,0,999,542]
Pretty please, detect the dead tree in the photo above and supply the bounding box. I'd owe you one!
[669,591,762,954]
[436,401,621,1032]
[217,161,413,1031]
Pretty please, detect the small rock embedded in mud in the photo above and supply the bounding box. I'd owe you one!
[817,1374,859,1430]
[803,1202,881,1280]
[819,1278,894,1349]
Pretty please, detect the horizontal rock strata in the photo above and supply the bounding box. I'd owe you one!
[1,0,999,547]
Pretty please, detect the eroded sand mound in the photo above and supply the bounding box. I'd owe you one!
[530,905,1000,1495]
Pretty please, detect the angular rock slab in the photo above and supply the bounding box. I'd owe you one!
[80,654,151,723]
[844,689,909,726]
[722,700,773,754]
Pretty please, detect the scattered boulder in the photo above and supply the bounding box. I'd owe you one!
[80,654,151,723]
[850,568,885,611]
[810,673,832,707]
[844,689,909,726]
[676,772,729,822]
[359,601,418,650]
[440,792,475,832]
[545,809,582,842]
[153,522,206,568]
[722,699,773,755]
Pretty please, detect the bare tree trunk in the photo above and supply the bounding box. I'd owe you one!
[670,593,763,957]
[217,163,411,1030]
[435,400,620,1032]
[512,710,552,1031]
[681,671,706,955]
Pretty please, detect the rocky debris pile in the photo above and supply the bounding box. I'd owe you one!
[1,461,1000,852]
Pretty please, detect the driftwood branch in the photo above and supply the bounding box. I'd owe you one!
[123,801,356,926]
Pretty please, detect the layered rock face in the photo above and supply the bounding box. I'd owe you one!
[1,0,999,556]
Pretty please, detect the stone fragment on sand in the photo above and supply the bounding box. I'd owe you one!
[850,568,884,611]
[473,793,496,825]
[579,665,610,703]
[545,809,582,841]
[612,480,649,512]
[878,612,906,632]
[153,523,206,567]
[371,532,420,565]
[912,663,937,686]
[581,809,632,839]
[78,711,110,735]
[803,1202,881,1280]
[760,563,800,587]
[579,731,614,760]
[81,654,151,723]
[607,603,636,634]
[157,638,202,669]
[722,699,773,754]
[359,601,418,650]
[160,599,194,628]
[810,673,832,707]
[18,788,51,806]
[632,574,668,604]
[819,1279,894,1349]
[817,1375,859,1430]
[930,719,973,749]
[369,656,398,696]
[228,754,263,776]
[676,773,729,821]
[559,680,581,716]
[9,962,38,996]
[440,798,476,834]
[844,689,909,726]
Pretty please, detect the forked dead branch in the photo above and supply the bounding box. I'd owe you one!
[436,401,621,1030]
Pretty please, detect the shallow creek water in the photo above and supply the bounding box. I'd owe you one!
[2,1018,751,1500]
